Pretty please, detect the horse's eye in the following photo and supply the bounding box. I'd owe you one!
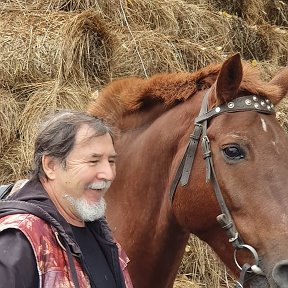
[223,145,245,160]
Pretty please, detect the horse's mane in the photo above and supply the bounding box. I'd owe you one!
[88,61,282,125]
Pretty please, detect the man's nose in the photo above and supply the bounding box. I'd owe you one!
[97,161,116,181]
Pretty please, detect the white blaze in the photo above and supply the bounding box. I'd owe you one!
[261,118,267,132]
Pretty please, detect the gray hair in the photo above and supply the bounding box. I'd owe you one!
[30,110,116,180]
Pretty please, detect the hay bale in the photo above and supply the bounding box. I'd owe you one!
[227,15,270,61]
[0,10,72,86]
[58,10,114,85]
[0,0,114,12]
[0,140,32,184]
[109,29,224,79]
[187,0,288,27]
[0,10,113,87]
[259,25,288,66]
[18,81,93,148]
[170,2,231,44]
[0,89,20,155]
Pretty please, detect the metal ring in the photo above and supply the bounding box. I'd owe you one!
[233,244,260,271]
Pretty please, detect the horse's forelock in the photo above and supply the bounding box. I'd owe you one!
[240,63,283,104]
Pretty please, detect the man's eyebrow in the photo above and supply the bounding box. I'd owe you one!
[90,153,118,158]
[109,153,118,158]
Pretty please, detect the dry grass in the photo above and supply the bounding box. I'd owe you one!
[109,29,224,79]
[178,236,235,287]
[0,89,20,155]
[18,80,93,145]
[0,139,32,184]
[185,0,288,26]
[57,10,114,85]
[0,10,113,87]
[0,0,287,287]
[0,81,95,184]
[0,10,71,86]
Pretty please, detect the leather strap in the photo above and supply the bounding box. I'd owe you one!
[169,89,211,201]
[235,263,252,288]
[195,95,275,124]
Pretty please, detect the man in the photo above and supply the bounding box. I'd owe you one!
[0,110,133,288]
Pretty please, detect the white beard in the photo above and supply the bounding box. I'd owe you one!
[65,195,107,222]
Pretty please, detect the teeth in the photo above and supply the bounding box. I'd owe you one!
[88,181,111,190]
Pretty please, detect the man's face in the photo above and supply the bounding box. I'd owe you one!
[53,124,117,221]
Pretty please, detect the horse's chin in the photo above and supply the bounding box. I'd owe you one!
[247,275,274,288]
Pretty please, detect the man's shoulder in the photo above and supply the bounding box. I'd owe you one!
[0,179,29,199]
[0,213,48,230]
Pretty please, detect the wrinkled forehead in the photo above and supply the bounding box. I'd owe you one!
[75,124,111,144]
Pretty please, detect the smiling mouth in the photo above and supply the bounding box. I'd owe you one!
[88,181,111,191]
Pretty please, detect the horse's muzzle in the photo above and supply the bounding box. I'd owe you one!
[272,260,288,288]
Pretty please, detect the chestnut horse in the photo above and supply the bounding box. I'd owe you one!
[88,54,288,288]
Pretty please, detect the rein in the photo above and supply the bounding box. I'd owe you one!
[170,88,275,287]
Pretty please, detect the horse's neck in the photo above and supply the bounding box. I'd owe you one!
[106,100,201,287]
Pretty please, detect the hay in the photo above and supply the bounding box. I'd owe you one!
[173,275,202,288]
[109,29,224,79]
[185,0,288,26]
[276,97,288,134]
[258,25,288,66]
[0,0,115,12]
[0,140,32,184]
[0,10,113,87]
[58,10,114,85]
[17,81,93,154]
[0,89,20,155]
[0,10,72,86]
[179,236,235,287]
[227,15,270,61]
[0,81,94,184]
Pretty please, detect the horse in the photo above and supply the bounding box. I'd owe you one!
[88,53,288,288]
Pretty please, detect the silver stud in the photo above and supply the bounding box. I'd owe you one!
[271,104,274,108]
[215,107,221,113]
[260,101,265,106]
[265,99,270,104]
[254,103,260,109]
[245,99,252,105]
[267,105,271,110]
[228,102,235,108]
[253,96,258,102]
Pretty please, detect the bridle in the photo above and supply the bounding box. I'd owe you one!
[170,87,275,288]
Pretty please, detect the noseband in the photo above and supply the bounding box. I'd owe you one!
[170,88,275,288]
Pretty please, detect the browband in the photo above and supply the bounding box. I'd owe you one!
[195,94,275,124]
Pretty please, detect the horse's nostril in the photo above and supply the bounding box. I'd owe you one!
[272,260,288,288]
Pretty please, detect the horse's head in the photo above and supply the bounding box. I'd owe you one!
[88,53,288,288]
[171,54,288,287]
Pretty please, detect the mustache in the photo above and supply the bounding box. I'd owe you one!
[88,181,112,190]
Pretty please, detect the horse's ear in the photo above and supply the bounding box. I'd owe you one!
[212,53,243,106]
[269,66,288,101]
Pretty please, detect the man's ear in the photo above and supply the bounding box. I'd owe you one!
[42,154,58,180]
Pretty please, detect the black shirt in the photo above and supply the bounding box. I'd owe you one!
[0,229,39,287]
[71,225,117,288]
